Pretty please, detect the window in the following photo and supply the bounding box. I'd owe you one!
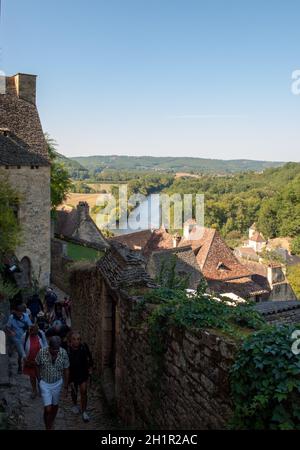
[217,261,230,271]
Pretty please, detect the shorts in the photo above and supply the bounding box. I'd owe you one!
[39,378,63,407]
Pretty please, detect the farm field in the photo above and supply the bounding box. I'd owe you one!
[61,193,102,210]
[175,172,201,179]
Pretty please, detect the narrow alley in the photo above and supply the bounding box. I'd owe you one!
[1,353,121,430]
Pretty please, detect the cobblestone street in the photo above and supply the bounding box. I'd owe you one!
[1,353,121,430]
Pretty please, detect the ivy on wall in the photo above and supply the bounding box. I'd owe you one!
[135,277,300,429]
[230,324,300,430]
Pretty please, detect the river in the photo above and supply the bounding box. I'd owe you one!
[110,194,161,236]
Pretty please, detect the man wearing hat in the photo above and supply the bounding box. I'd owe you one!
[35,336,69,430]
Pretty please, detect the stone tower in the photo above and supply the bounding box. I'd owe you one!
[0,73,51,288]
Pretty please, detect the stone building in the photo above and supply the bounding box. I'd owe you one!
[54,201,109,250]
[0,73,51,288]
[239,259,297,301]
[109,221,295,301]
[248,231,266,253]
[146,245,203,289]
[178,225,270,301]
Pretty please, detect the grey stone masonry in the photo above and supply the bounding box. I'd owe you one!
[0,167,51,288]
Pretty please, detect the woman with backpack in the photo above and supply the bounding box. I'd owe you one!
[22,324,48,399]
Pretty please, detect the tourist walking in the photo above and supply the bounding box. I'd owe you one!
[44,287,57,315]
[5,304,32,373]
[27,293,44,321]
[68,331,93,423]
[49,302,67,326]
[46,319,70,349]
[35,336,69,430]
[22,324,48,399]
[36,311,49,332]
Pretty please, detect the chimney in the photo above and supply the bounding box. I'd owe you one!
[172,233,181,248]
[183,219,196,239]
[77,201,90,219]
[267,264,285,286]
[13,73,37,105]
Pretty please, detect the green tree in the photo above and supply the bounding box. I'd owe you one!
[0,174,22,257]
[257,200,279,238]
[291,237,300,256]
[287,264,300,298]
[45,134,73,210]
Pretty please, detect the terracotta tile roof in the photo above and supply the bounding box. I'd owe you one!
[0,79,49,166]
[146,245,203,289]
[142,228,174,257]
[250,231,265,243]
[180,227,252,281]
[110,229,152,250]
[267,262,282,269]
[235,247,258,258]
[239,260,268,277]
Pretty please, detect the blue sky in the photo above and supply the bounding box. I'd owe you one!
[1,0,300,161]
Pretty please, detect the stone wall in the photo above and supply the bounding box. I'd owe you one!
[0,166,51,288]
[71,266,237,429]
[51,238,73,294]
[116,295,236,429]
[269,281,297,301]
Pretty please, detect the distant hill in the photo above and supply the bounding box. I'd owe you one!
[70,155,285,174]
[55,152,89,179]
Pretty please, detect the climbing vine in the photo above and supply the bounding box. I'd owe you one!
[134,280,265,417]
[230,324,300,430]
[134,274,300,429]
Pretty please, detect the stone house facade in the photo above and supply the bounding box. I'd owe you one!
[0,73,51,288]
